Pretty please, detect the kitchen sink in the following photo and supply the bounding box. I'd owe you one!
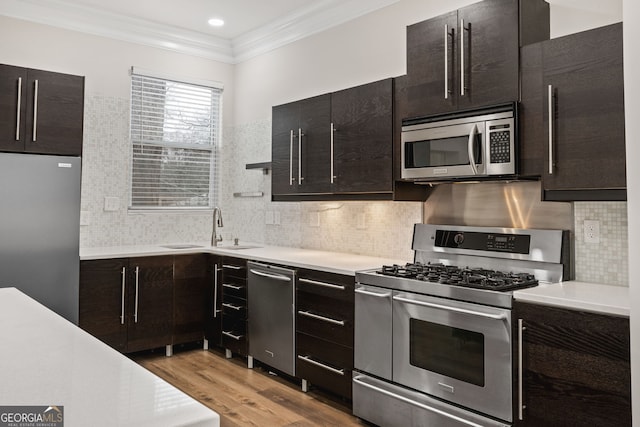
[160,244,205,249]
[220,245,262,250]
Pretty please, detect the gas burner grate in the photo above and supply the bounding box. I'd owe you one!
[378,262,538,291]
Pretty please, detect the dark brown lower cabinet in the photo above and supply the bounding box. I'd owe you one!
[173,254,210,345]
[514,301,631,427]
[81,255,209,354]
[220,257,248,356]
[204,255,223,347]
[296,269,354,399]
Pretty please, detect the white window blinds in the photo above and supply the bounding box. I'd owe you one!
[129,70,222,210]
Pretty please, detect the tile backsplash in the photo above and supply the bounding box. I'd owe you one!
[80,95,629,285]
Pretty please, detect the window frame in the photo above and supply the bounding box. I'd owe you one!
[128,67,223,212]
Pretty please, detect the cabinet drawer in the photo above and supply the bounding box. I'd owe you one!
[296,332,353,398]
[296,300,353,347]
[222,281,246,299]
[221,257,247,280]
[222,298,246,319]
[222,316,246,335]
[297,269,354,301]
[222,330,247,355]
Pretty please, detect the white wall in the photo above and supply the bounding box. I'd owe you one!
[622,1,639,423]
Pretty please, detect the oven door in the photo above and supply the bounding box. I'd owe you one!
[392,291,512,422]
[401,120,486,180]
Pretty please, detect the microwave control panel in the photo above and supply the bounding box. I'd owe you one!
[488,124,512,164]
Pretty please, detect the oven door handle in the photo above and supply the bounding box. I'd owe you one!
[393,295,507,321]
[353,375,485,427]
[467,123,479,175]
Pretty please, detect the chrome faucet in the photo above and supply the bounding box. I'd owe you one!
[211,207,224,246]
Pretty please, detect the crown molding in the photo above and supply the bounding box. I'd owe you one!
[0,0,400,64]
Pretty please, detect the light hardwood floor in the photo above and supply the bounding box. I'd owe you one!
[132,345,369,427]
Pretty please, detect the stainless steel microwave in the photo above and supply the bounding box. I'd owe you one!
[401,103,517,181]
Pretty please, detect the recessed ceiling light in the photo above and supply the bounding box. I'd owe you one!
[208,18,224,27]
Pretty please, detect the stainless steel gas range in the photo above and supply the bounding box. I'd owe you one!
[353,224,571,427]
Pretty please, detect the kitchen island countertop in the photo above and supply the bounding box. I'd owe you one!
[513,281,630,317]
[0,287,220,427]
[80,243,407,276]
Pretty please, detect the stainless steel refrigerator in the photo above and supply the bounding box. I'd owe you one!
[0,153,81,324]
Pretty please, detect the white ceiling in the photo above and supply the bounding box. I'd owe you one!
[0,0,622,64]
[0,0,401,63]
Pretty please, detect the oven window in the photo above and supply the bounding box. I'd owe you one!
[405,135,482,168]
[409,319,485,387]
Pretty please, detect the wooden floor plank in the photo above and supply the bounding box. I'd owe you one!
[132,346,367,427]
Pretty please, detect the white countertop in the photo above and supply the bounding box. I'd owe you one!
[513,281,630,317]
[80,243,407,276]
[0,287,220,427]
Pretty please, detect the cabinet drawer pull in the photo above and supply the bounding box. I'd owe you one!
[133,266,140,323]
[16,77,22,140]
[222,302,243,311]
[222,264,243,270]
[297,355,345,376]
[222,331,244,340]
[299,278,345,291]
[330,122,336,183]
[298,310,345,326]
[298,128,305,183]
[223,283,243,290]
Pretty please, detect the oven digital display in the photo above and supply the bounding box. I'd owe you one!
[435,230,531,254]
[409,319,485,387]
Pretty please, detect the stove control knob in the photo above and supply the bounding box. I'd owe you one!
[453,233,465,245]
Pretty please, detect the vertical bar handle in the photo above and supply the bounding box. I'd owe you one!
[298,128,304,184]
[460,20,466,96]
[289,130,295,185]
[548,85,554,175]
[120,267,126,325]
[444,24,449,99]
[16,77,22,140]
[32,79,39,142]
[134,266,140,323]
[467,124,478,175]
[330,122,336,183]
[518,319,526,420]
[213,264,219,318]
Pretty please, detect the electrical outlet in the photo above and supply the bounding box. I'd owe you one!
[584,220,600,243]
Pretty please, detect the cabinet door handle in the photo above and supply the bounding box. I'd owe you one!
[298,310,345,326]
[298,128,304,184]
[222,331,244,340]
[298,278,345,290]
[460,19,469,96]
[15,77,22,140]
[120,267,126,325]
[32,79,39,142]
[444,24,451,100]
[222,302,243,311]
[222,264,242,270]
[330,122,336,184]
[133,266,140,323]
[213,264,219,318]
[297,355,345,376]
[289,130,295,185]
[223,283,243,290]
[518,319,527,420]
[548,84,554,175]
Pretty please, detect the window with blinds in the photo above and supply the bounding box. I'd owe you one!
[129,70,222,210]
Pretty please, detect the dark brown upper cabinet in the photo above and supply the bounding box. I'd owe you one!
[520,23,626,201]
[272,79,424,201]
[403,0,549,119]
[0,64,84,156]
